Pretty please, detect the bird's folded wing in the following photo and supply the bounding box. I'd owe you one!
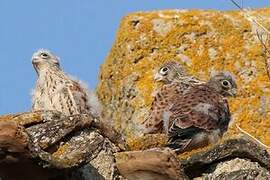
[67,80,91,114]
[168,86,231,137]
[142,83,186,133]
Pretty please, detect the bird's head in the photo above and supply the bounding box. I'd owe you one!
[32,49,60,72]
[208,72,237,97]
[154,61,187,84]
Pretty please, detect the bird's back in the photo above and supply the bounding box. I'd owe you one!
[165,84,231,152]
[168,84,230,132]
[142,78,204,134]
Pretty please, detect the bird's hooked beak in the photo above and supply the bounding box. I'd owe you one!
[32,56,42,65]
[32,56,42,73]
[228,88,237,97]
[154,73,164,82]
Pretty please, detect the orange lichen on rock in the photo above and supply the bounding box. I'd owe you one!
[97,8,270,153]
[52,144,70,157]
[127,134,168,151]
[0,112,44,126]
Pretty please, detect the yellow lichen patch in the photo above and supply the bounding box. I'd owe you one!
[0,114,17,121]
[127,134,167,151]
[52,143,70,157]
[97,8,270,152]
[51,144,82,168]
[177,133,244,160]
[0,112,42,126]
[177,143,215,160]
[13,113,42,126]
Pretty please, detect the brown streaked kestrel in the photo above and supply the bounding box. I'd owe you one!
[166,72,237,152]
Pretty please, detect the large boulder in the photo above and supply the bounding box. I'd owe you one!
[97,8,270,149]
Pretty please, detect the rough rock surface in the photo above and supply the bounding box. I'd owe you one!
[0,111,123,180]
[115,148,187,180]
[203,158,270,180]
[180,138,270,178]
[97,8,270,149]
[115,138,270,180]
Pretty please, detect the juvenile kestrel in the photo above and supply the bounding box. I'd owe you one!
[31,50,126,147]
[166,72,237,152]
[31,49,100,117]
[142,61,204,133]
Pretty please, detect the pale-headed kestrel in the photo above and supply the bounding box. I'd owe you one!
[143,61,237,153]
[31,49,101,117]
[31,49,125,148]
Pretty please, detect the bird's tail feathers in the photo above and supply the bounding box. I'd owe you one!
[169,124,203,142]
[168,125,204,153]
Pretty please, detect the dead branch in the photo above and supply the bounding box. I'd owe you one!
[230,0,270,80]
[230,0,270,35]
[256,30,270,80]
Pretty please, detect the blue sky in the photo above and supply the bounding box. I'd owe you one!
[0,0,269,114]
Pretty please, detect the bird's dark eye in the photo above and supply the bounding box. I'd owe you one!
[160,67,168,74]
[222,80,230,87]
[162,67,168,71]
[40,53,49,58]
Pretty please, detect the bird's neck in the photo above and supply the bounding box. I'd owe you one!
[36,67,66,84]
[36,65,62,76]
